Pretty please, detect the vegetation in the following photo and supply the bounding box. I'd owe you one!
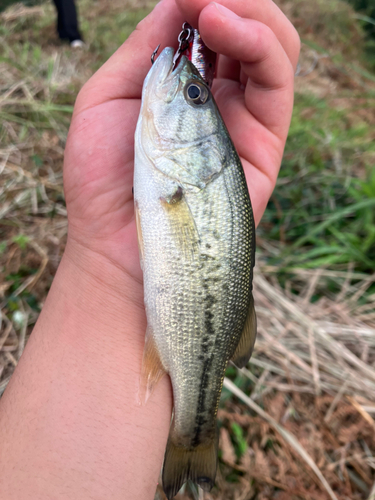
[1,0,375,499]
[347,0,375,36]
[261,92,375,277]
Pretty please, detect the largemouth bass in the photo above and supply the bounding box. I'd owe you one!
[134,47,256,499]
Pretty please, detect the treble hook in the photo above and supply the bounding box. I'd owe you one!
[172,22,194,70]
[151,44,161,65]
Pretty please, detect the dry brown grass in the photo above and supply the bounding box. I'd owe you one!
[1,1,375,499]
[152,265,375,500]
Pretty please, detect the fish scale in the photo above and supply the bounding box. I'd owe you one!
[134,47,256,499]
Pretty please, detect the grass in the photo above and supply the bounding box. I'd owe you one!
[259,91,375,273]
[1,0,375,499]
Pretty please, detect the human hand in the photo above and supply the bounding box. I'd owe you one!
[63,0,300,292]
[180,0,300,222]
[0,3,300,499]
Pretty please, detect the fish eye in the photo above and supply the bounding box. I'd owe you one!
[188,84,201,99]
[184,81,209,106]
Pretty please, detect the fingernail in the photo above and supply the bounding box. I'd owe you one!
[212,2,240,19]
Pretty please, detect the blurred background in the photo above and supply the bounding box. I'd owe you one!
[0,0,375,499]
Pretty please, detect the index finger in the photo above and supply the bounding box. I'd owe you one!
[176,0,300,69]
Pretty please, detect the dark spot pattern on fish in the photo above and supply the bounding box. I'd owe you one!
[200,253,216,261]
[204,310,214,336]
[192,355,213,446]
[190,286,220,445]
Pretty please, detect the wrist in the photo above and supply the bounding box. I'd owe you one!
[48,238,146,353]
[0,237,172,500]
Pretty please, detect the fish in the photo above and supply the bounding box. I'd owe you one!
[133,46,257,499]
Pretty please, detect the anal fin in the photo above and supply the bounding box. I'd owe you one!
[231,294,257,369]
[139,328,167,405]
[135,202,145,270]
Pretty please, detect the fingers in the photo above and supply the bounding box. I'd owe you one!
[217,55,241,81]
[74,0,184,114]
[177,0,300,70]
[201,4,294,139]
[193,2,298,224]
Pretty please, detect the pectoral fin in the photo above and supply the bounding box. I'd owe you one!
[153,136,227,190]
[154,156,205,190]
[160,188,200,260]
[135,203,144,270]
[231,295,257,369]
[139,327,167,405]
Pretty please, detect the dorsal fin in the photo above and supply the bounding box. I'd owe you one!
[231,295,257,368]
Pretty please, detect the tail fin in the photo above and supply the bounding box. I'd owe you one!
[162,428,218,499]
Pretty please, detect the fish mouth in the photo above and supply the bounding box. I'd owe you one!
[143,47,188,96]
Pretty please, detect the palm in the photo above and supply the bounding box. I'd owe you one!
[64,99,142,281]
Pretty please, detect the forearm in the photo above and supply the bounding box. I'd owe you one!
[0,242,172,500]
